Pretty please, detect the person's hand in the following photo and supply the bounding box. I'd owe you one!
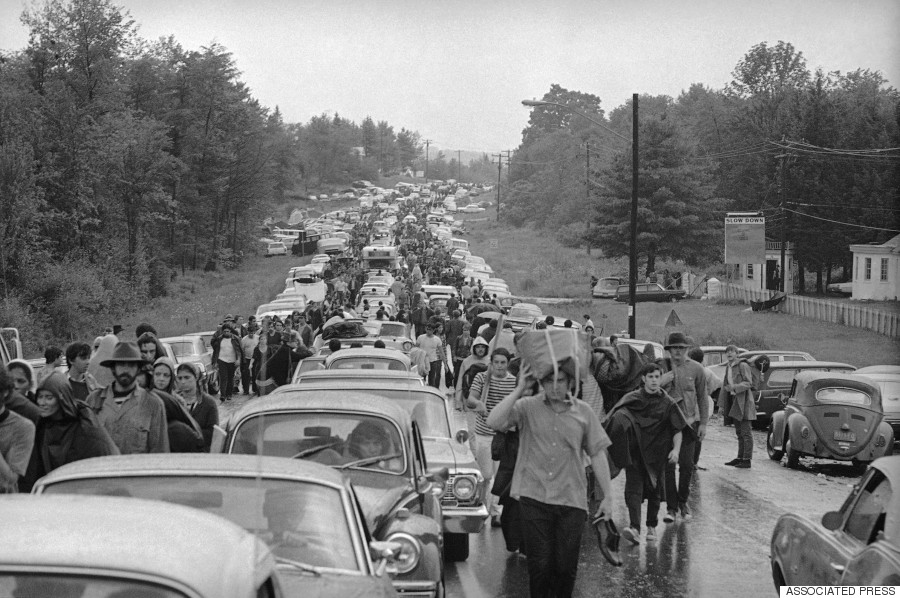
[722,384,731,393]
[668,448,679,464]
[516,364,533,391]
[595,496,614,519]
[660,371,675,385]
[698,423,707,441]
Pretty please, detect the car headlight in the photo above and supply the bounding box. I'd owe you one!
[402,341,413,352]
[385,532,421,575]
[452,475,477,501]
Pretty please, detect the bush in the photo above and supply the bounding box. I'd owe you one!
[0,294,51,357]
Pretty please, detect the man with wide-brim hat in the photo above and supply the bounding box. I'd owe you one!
[658,332,708,524]
[87,341,169,454]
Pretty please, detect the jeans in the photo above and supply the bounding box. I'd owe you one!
[240,358,251,394]
[474,434,499,515]
[427,360,442,388]
[666,422,698,509]
[217,360,237,398]
[519,497,586,598]
[624,464,661,531]
[735,419,753,460]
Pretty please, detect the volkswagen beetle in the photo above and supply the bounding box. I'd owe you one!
[767,371,894,469]
[771,455,900,589]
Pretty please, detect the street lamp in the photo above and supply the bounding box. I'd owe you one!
[521,97,639,339]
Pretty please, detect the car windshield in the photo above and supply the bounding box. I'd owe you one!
[232,414,407,475]
[168,341,199,358]
[379,323,408,337]
[329,357,408,371]
[509,305,541,318]
[41,477,360,572]
[597,279,620,289]
[815,387,873,406]
[0,575,185,597]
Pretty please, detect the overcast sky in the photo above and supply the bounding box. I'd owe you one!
[2,0,898,153]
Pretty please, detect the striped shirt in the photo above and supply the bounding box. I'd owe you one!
[469,372,518,436]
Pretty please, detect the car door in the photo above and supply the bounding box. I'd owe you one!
[841,470,898,585]
[830,469,893,584]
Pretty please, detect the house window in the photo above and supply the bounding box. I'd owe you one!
[864,258,871,281]
[747,264,754,280]
[881,258,888,281]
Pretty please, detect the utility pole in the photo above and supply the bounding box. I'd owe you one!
[457,150,461,181]
[492,151,510,222]
[628,94,639,340]
[585,141,591,256]
[424,139,432,183]
[776,141,794,294]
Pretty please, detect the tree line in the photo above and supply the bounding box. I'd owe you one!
[506,42,899,291]
[0,0,436,346]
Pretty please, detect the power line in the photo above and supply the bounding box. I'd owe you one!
[783,207,900,232]
[787,201,900,212]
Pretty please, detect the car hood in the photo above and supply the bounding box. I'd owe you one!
[351,475,413,531]
[279,570,394,597]
[423,437,476,471]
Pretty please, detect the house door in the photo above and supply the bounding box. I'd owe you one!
[766,259,780,291]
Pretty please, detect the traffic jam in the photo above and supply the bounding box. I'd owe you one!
[1,181,898,598]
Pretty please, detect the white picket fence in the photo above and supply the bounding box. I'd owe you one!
[720,283,900,338]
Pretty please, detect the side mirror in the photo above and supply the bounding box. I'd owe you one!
[822,511,843,531]
[455,429,470,444]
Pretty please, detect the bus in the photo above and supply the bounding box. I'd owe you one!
[360,245,401,272]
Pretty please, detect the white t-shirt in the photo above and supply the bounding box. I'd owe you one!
[218,339,237,363]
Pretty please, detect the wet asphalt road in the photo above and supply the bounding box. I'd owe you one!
[443,417,861,598]
[218,393,863,598]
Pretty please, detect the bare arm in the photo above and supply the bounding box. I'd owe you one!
[486,366,530,431]
[668,431,683,464]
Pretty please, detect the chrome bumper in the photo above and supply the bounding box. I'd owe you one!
[442,505,489,534]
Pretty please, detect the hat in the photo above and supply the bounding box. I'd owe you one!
[664,332,691,349]
[223,314,235,322]
[100,341,146,367]
[112,325,123,335]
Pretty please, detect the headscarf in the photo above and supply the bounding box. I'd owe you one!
[7,359,37,396]
[87,334,118,389]
[34,373,119,475]
[152,357,178,395]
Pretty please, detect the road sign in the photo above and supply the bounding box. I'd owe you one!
[725,215,765,264]
[489,239,498,249]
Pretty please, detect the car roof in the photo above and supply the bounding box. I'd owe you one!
[855,365,900,375]
[297,370,424,384]
[325,347,410,365]
[765,360,855,370]
[794,370,879,393]
[159,336,202,344]
[230,389,412,426]
[35,453,348,488]
[1,494,273,595]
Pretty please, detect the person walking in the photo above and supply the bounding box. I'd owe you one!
[659,332,709,522]
[211,322,242,401]
[175,363,219,452]
[467,348,518,525]
[23,372,119,490]
[63,342,97,404]
[0,367,36,493]
[417,325,444,389]
[86,341,169,454]
[240,324,259,396]
[149,357,205,453]
[605,363,686,544]
[36,346,65,387]
[721,345,755,469]
[487,365,614,598]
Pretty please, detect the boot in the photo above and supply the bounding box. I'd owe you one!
[724,458,742,466]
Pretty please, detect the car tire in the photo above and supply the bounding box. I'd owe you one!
[443,532,469,562]
[785,438,801,469]
[766,423,784,461]
[850,459,869,473]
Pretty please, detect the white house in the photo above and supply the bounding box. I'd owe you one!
[737,240,796,293]
[850,234,900,301]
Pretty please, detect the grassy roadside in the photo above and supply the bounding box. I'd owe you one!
[123,254,305,338]
[460,219,899,368]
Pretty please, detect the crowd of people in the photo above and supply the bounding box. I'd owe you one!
[0,192,754,598]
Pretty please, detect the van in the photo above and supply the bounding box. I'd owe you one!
[451,238,468,251]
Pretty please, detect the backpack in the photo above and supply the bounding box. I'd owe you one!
[738,355,770,392]
[461,363,489,400]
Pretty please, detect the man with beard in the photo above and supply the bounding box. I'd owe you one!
[87,341,169,454]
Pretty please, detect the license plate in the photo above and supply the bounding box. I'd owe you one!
[833,431,856,442]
